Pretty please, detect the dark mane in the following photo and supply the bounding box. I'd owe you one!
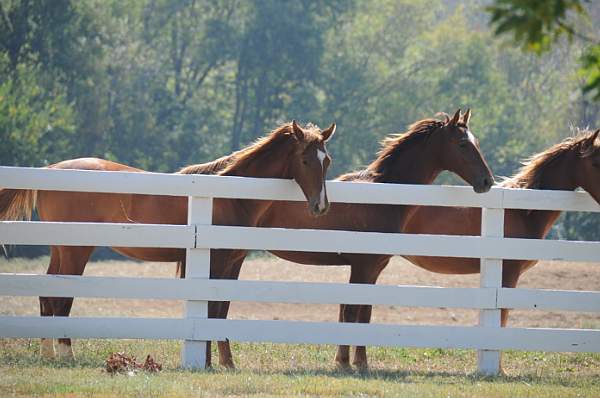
[178,122,322,176]
[338,118,445,182]
[503,129,599,189]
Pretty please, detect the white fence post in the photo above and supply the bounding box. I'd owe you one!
[477,207,504,375]
[181,196,212,369]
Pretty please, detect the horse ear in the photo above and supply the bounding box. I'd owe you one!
[592,128,600,144]
[321,123,336,142]
[462,108,471,125]
[580,129,600,157]
[291,120,304,141]
[449,109,461,125]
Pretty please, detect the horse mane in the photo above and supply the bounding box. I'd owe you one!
[338,117,446,182]
[177,154,234,175]
[503,129,599,189]
[178,122,322,176]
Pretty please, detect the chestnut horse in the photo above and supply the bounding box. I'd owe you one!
[180,110,495,369]
[402,128,600,367]
[0,121,336,362]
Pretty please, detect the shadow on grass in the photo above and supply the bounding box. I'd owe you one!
[237,367,599,387]
[3,355,599,388]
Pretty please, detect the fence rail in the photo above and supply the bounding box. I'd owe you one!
[0,165,599,375]
[0,166,598,211]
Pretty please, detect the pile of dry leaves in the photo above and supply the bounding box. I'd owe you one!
[105,352,162,375]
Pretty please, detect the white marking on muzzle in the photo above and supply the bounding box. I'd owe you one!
[317,150,327,211]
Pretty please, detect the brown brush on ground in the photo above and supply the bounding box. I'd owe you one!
[105,352,162,374]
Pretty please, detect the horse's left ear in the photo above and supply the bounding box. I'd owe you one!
[449,109,461,125]
[462,108,471,125]
[291,120,304,141]
[321,123,336,142]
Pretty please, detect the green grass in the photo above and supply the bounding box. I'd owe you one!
[1,339,599,397]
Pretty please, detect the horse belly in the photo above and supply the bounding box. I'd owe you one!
[270,250,348,265]
[403,255,480,274]
[112,247,185,262]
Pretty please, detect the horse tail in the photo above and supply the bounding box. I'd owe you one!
[0,189,38,221]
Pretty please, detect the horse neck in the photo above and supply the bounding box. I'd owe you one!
[220,140,295,225]
[371,137,442,230]
[374,139,442,185]
[511,151,577,239]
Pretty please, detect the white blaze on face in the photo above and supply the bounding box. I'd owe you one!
[466,129,476,145]
[317,149,327,211]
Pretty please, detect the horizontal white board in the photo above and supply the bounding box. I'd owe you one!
[498,288,600,312]
[2,221,599,262]
[197,225,600,262]
[501,187,600,212]
[1,166,598,211]
[0,274,496,308]
[1,316,598,353]
[0,221,194,248]
[0,166,306,201]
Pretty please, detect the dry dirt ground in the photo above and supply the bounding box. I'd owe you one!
[1,254,599,329]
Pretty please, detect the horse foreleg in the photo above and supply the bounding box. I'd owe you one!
[334,304,351,369]
[51,246,94,360]
[352,304,374,370]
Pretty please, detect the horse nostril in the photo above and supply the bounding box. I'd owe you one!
[311,202,320,214]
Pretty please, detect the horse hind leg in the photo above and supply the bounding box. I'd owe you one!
[215,255,245,369]
[39,247,60,359]
[50,246,94,360]
[346,258,388,371]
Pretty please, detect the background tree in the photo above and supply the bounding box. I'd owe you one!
[1,0,599,257]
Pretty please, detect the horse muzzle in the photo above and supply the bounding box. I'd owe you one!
[473,175,494,193]
[309,198,330,217]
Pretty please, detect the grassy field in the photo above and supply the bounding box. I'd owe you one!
[1,255,599,397]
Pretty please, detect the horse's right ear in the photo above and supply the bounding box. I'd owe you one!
[291,120,304,141]
[592,128,600,144]
[449,109,461,125]
[321,123,336,142]
[580,129,600,157]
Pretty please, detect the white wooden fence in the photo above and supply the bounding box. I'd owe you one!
[0,166,599,375]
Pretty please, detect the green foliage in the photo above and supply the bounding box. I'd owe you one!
[487,0,587,53]
[0,0,599,243]
[581,44,600,100]
[0,60,76,166]
[487,0,600,99]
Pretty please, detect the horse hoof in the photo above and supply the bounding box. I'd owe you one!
[354,362,369,373]
[220,360,236,369]
[56,342,75,361]
[40,339,56,359]
[335,361,352,372]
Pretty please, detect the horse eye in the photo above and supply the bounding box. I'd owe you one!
[302,159,308,165]
[458,140,468,148]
